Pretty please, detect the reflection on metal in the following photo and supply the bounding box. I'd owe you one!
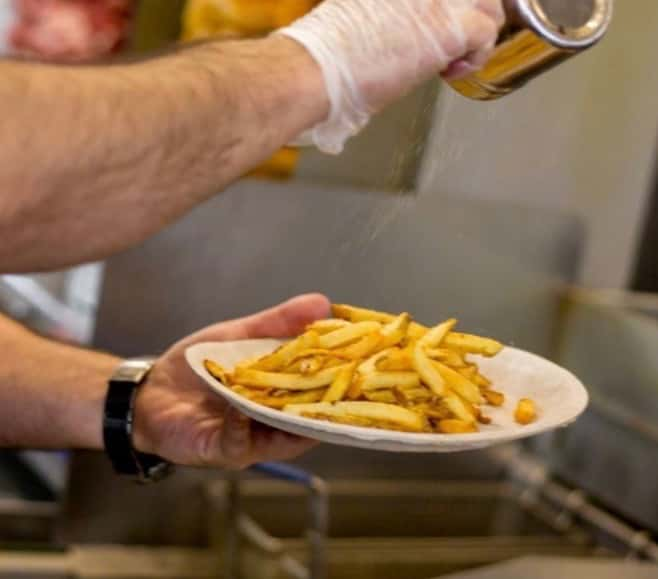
[0,545,217,578]
[589,393,658,447]
[207,471,623,579]
[450,0,613,100]
[440,556,658,579]
[549,288,658,534]
[0,498,58,518]
[493,446,658,562]
[224,463,328,579]
[0,497,59,545]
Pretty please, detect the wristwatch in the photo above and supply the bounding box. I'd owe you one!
[103,358,173,483]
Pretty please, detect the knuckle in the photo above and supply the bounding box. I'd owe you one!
[470,11,499,49]
[476,0,506,29]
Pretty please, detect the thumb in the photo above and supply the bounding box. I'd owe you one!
[184,293,331,345]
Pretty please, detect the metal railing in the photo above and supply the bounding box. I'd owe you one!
[224,462,328,579]
[492,446,658,562]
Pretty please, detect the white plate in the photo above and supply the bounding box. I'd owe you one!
[185,340,588,453]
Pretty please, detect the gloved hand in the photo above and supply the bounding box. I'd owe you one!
[278,0,504,154]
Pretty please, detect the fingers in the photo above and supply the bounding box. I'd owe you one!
[251,423,320,463]
[185,293,331,344]
[219,410,319,469]
[461,6,500,68]
[475,0,505,30]
[441,1,502,80]
[241,293,331,338]
[219,406,253,468]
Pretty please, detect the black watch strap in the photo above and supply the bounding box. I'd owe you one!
[103,359,173,483]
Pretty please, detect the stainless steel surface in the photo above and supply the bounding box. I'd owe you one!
[296,81,438,191]
[539,0,596,28]
[438,556,657,579]
[0,498,59,545]
[0,545,217,578]
[450,0,613,100]
[207,477,605,579]
[223,465,328,579]
[94,179,582,357]
[548,290,658,534]
[495,446,658,561]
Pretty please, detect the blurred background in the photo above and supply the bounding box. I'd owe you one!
[0,1,657,578]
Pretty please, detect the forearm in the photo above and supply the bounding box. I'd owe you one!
[0,36,327,272]
[0,315,117,449]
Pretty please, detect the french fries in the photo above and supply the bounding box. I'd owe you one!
[204,304,537,436]
[323,362,358,403]
[285,401,427,433]
[515,398,537,425]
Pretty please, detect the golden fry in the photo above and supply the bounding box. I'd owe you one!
[204,359,230,384]
[433,361,483,405]
[439,419,478,434]
[410,401,451,420]
[443,332,503,357]
[376,348,413,371]
[473,372,492,388]
[476,409,492,425]
[515,398,537,425]
[361,371,420,392]
[443,394,476,424]
[332,304,393,324]
[425,348,468,368]
[318,321,381,349]
[394,386,433,404]
[346,377,363,400]
[363,390,397,404]
[305,319,349,334]
[253,331,319,371]
[233,364,348,391]
[231,385,262,399]
[483,389,505,407]
[412,342,446,396]
[323,361,358,403]
[358,348,395,375]
[299,357,324,375]
[250,388,327,409]
[457,365,477,379]
[420,318,458,348]
[333,332,382,359]
[379,313,411,348]
[284,401,428,433]
[332,304,427,340]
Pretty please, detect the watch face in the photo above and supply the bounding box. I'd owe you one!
[112,360,154,383]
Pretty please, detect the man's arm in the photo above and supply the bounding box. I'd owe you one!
[0,0,503,274]
[0,37,328,273]
[0,313,117,448]
[0,294,329,467]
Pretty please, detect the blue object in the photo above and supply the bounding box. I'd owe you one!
[251,462,313,486]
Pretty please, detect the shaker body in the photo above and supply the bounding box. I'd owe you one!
[449,0,613,100]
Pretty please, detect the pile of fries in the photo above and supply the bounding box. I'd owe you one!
[204,305,537,434]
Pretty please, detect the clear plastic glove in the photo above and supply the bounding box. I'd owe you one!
[278,0,504,154]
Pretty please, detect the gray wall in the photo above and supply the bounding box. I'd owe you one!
[418,0,658,289]
[296,81,439,192]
